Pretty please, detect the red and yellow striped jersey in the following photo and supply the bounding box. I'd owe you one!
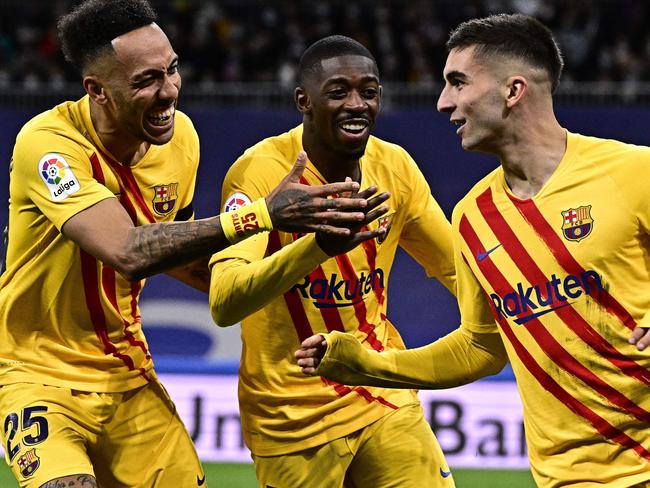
[454,131,650,487]
[0,96,199,392]
[210,124,455,456]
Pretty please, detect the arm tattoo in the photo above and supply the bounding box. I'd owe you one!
[127,217,228,280]
[39,474,97,488]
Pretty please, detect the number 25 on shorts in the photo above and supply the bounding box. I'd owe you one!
[3,406,50,462]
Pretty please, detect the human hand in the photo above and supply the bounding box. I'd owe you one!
[629,326,650,351]
[295,334,328,375]
[315,181,390,256]
[266,151,374,236]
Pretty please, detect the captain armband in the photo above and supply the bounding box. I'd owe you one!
[220,198,274,244]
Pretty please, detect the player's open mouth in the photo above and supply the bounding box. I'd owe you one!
[338,119,370,138]
[451,118,466,134]
[148,106,175,127]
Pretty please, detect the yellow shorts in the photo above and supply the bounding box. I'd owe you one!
[253,402,454,488]
[0,380,205,487]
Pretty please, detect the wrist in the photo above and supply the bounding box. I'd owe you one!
[220,198,274,244]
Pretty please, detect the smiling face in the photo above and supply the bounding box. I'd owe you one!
[437,46,508,154]
[297,54,381,160]
[97,23,181,147]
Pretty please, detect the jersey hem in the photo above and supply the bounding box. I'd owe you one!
[245,400,421,456]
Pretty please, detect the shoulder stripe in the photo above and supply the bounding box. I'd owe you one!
[459,215,650,461]
[101,267,151,359]
[79,249,150,380]
[90,153,139,224]
[307,265,346,333]
[335,252,384,352]
[360,234,385,306]
[89,152,105,184]
[96,149,156,224]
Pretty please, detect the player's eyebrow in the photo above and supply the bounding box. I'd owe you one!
[323,74,379,87]
[444,70,467,83]
[131,55,179,81]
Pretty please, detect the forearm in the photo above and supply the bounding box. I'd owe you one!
[124,217,227,281]
[210,234,329,326]
[316,328,508,389]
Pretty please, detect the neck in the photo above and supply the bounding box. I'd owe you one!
[89,101,149,166]
[302,132,361,184]
[497,112,566,200]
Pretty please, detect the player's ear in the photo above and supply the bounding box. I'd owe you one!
[295,86,312,115]
[505,75,527,108]
[84,76,108,105]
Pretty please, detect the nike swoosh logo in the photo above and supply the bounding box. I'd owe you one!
[477,243,502,261]
[440,467,452,478]
[514,301,573,325]
[197,474,206,486]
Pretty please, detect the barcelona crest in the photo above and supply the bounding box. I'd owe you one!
[376,213,394,244]
[152,183,178,215]
[561,205,593,242]
[17,449,40,478]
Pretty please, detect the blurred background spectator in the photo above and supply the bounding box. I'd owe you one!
[2,0,650,107]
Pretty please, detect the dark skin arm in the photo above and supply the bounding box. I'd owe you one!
[62,152,376,291]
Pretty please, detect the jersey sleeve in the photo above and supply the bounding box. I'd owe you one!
[208,144,330,326]
[209,233,329,326]
[397,152,456,294]
[13,128,115,230]
[315,327,507,389]
[452,202,500,334]
[209,147,280,263]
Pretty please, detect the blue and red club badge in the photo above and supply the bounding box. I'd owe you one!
[17,448,40,478]
[152,183,179,215]
[561,205,593,242]
[376,212,394,244]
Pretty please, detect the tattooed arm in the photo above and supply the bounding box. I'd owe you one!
[40,474,98,488]
[61,152,371,289]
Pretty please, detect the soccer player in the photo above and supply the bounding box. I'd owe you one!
[0,1,383,487]
[296,14,650,488]
[208,35,456,488]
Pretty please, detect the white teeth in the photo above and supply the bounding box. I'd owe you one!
[341,123,366,131]
[149,107,175,126]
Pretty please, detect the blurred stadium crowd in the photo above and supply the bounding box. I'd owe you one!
[1,0,650,91]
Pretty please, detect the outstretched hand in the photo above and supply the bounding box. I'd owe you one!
[266,151,377,236]
[295,334,328,375]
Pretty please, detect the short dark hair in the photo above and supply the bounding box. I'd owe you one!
[298,35,377,86]
[57,0,158,73]
[447,14,564,92]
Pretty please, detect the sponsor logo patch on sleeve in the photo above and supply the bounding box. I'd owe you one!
[223,192,252,212]
[38,153,81,201]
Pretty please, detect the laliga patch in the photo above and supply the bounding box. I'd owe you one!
[223,192,252,212]
[561,205,593,242]
[17,448,40,478]
[38,153,80,201]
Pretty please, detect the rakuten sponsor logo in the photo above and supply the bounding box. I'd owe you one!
[291,269,385,308]
[490,270,603,324]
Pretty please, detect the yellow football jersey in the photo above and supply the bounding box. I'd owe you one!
[210,125,455,456]
[454,131,650,487]
[0,95,199,392]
